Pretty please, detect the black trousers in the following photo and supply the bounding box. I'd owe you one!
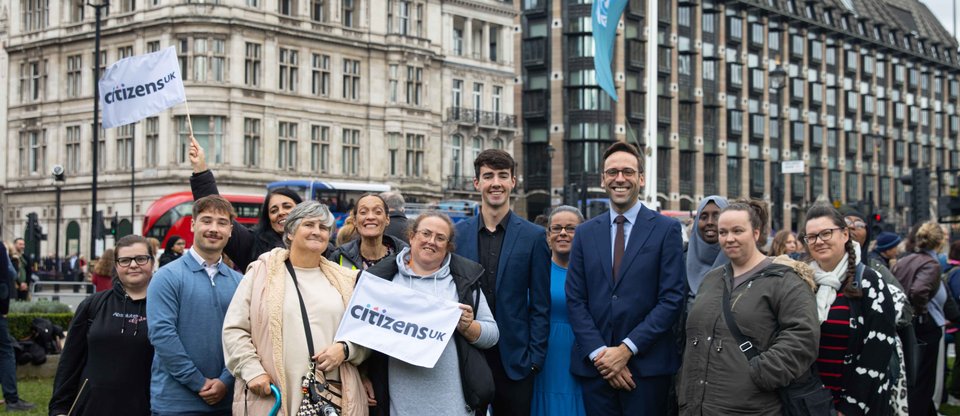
[476,346,534,416]
[909,314,941,416]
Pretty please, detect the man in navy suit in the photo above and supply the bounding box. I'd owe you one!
[566,142,686,415]
[455,149,551,415]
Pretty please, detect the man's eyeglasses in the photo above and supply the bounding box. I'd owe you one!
[801,227,844,245]
[549,225,577,234]
[845,220,866,230]
[116,255,152,267]
[415,229,449,244]
[603,168,638,179]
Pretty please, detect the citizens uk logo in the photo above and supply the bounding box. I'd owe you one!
[350,303,448,341]
[103,72,177,104]
[595,0,610,27]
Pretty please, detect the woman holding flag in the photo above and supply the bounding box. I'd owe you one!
[362,211,498,415]
[222,201,370,416]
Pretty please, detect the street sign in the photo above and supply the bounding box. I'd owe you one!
[782,160,805,174]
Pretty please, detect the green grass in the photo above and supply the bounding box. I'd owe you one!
[9,377,52,415]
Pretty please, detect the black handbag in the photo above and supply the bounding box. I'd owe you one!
[286,260,343,416]
[721,277,834,416]
[452,283,495,410]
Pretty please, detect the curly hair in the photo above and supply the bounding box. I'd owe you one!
[91,248,116,276]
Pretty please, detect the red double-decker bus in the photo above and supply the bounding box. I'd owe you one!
[142,192,264,248]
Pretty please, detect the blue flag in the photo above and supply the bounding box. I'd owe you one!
[593,0,628,101]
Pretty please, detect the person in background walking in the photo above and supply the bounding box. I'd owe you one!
[148,196,242,415]
[685,195,728,301]
[532,205,586,416]
[381,191,410,244]
[50,234,155,416]
[893,221,947,416]
[11,238,32,301]
[0,243,35,412]
[90,249,115,293]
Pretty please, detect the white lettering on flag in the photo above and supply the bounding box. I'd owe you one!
[335,273,461,368]
[99,46,186,129]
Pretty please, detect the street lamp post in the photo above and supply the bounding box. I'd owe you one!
[769,64,788,231]
[52,165,65,277]
[88,0,108,259]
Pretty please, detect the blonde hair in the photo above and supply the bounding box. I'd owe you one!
[336,215,358,247]
[914,221,945,252]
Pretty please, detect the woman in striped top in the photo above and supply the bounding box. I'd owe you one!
[803,204,899,415]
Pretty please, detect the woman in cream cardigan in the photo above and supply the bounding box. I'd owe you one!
[223,201,371,416]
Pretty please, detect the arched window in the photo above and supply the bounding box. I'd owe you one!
[472,136,484,161]
[492,137,504,150]
[451,134,463,179]
[66,221,81,255]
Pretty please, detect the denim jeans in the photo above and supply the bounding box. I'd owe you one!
[0,316,20,403]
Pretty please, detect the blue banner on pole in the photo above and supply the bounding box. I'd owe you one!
[593,0,628,101]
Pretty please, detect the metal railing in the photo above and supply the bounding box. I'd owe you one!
[446,108,517,129]
[30,281,95,311]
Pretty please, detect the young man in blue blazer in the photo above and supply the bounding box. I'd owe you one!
[565,142,687,415]
[454,149,551,415]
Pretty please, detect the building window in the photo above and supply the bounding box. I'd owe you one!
[245,42,262,87]
[397,0,409,35]
[66,126,81,174]
[19,129,47,176]
[66,55,82,98]
[405,134,424,176]
[493,86,502,118]
[246,0,260,6]
[146,41,161,53]
[389,65,399,103]
[311,125,330,173]
[117,45,134,61]
[69,0,84,22]
[311,53,330,96]
[450,134,462,178]
[452,79,463,109]
[473,83,483,112]
[492,137,504,150]
[342,128,360,175]
[453,25,464,56]
[489,26,499,62]
[278,0,294,16]
[116,124,134,171]
[406,66,422,105]
[727,156,742,196]
[120,0,135,12]
[728,17,743,41]
[342,58,360,100]
[19,59,47,103]
[21,0,49,32]
[342,0,355,28]
[388,132,402,176]
[472,137,484,162]
[311,0,325,22]
[279,48,299,93]
[278,122,298,170]
[243,118,261,167]
[145,117,158,167]
[178,116,224,164]
[178,37,226,82]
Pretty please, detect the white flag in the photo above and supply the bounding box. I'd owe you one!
[99,46,185,129]
[335,273,461,368]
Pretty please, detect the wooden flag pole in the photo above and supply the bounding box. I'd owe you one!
[67,378,89,416]
[184,99,195,137]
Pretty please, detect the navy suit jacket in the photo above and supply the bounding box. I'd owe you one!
[455,211,551,380]
[565,204,686,378]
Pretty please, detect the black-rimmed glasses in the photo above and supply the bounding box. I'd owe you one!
[116,255,152,267]
[801,227,844,245]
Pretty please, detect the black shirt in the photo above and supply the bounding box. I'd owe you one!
[477,211,510,315]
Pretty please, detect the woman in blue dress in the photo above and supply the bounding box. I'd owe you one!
[532,205,587,416]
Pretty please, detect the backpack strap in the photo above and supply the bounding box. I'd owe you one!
[720,273,760,360]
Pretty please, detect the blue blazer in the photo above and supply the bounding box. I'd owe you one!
[565,205,686,378]
[455,211,551,380]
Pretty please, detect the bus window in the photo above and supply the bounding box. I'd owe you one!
[233,203,261,220]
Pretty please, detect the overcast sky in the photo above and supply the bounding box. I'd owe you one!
[923,0,960,42]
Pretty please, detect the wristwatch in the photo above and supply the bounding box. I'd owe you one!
[338,341,350,359]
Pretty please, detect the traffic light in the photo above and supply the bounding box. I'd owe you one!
[901,168,931,226]
[108,213,119,236]
[24,213,46,262]
[869,213,883,237]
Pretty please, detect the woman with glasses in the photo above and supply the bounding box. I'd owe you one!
[803,204,898,415]
[363,211,498,415]
[223,201,371,416]
[532,206,586,416]
[679,199,821,415]
[327,194,408,270]
[892,221,946,415]
[50,235,156,416]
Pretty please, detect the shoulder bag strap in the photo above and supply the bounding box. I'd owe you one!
[721,275,761,361]
[284,259,315,359]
